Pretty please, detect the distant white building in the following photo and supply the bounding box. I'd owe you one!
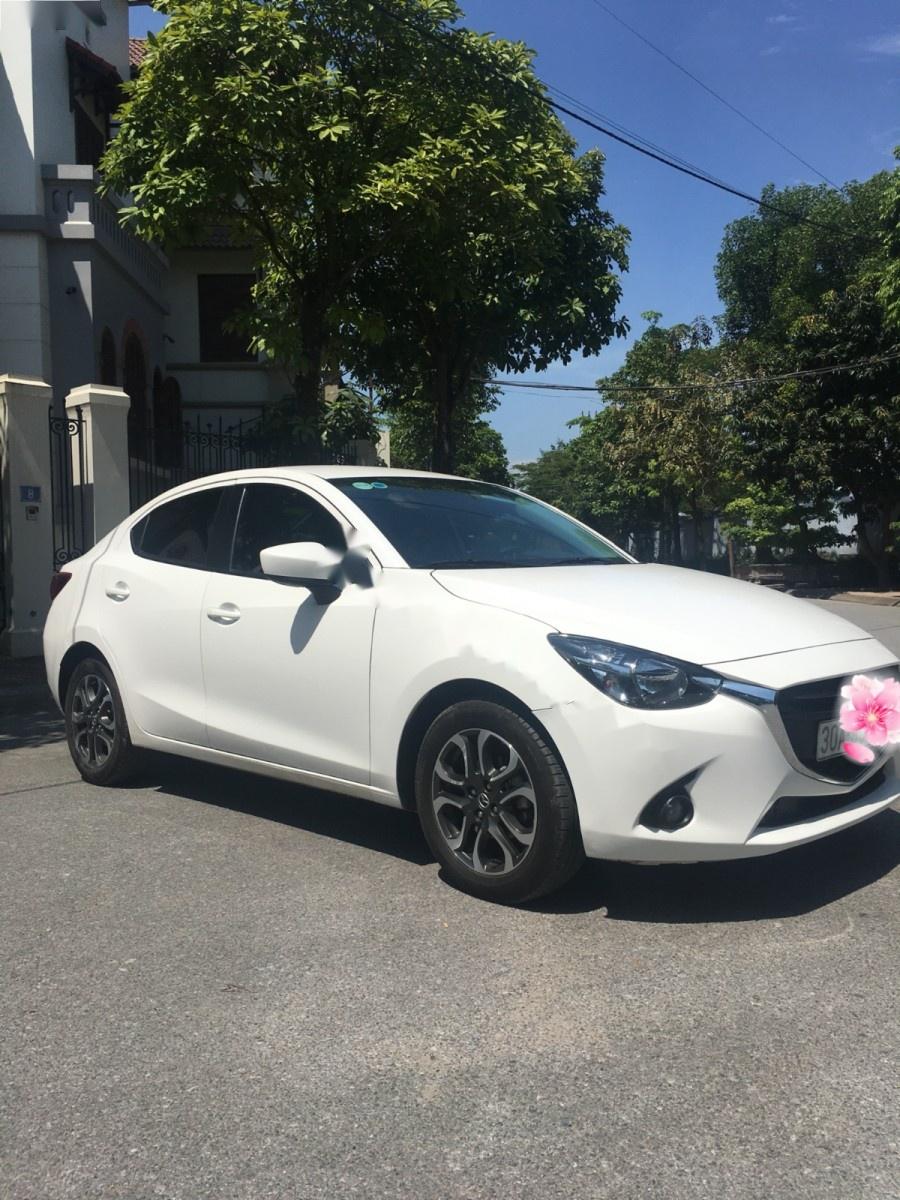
[0,0,292,441]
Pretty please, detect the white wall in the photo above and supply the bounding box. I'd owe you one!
[0,233,52,379]
[164,247,290,420]
[165,248,259,363]
[0,0,42,216]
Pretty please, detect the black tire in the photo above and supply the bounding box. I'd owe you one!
[64,657,141,786]
[415,700,584,904]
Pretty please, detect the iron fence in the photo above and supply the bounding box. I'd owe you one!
[49,406,89,570]
[128,414,357,512]
[0,428,6,632]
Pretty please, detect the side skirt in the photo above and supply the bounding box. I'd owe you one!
[130,730,404,809]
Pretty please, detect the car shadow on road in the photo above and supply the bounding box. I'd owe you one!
[144,752,900,922]
[141,753,435,867]
[533,808,900,922]
[0,658,65,751]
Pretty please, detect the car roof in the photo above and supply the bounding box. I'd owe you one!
[154,465,470,489]
[265,465,461,482]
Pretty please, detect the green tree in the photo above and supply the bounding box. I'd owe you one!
[716,175,900,585]
[593,314,736,564]
[385,381,511,484]
[351,130,628,470]
[878,148,900,328]
[103,0,627,467]
[515,406,661,555]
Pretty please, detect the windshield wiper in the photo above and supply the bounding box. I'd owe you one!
[428,556,627,569]
[428,559,538,569]
[540,556,627,566]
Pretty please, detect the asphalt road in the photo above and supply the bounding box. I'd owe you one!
[2,601,899,1200]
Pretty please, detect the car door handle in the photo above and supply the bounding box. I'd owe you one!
[207,603,241,625]
[105,582,130,602]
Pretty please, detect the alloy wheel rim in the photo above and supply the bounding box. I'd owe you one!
[71,674,116,768]
[431,728,538,876]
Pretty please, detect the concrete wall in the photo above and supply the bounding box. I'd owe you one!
[0,232,53,381]
[47,236,166,411]
[0,1,43,217]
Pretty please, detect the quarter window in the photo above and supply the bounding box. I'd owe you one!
[230,484,345,576]
[131,487,226,569]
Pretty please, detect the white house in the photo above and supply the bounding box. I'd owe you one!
[0,0,294,437]
[0,0,381,654]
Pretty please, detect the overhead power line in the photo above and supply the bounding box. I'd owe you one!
[370,0,878,248]
[585,0,841,189]
[484,350,900,396]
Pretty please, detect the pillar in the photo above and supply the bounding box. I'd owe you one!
[0,375,55,657]
[65,383,131,544]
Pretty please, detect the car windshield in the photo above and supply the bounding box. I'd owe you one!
[333,477,630,569]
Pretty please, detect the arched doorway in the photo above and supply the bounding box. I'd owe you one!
[123,331,148,459]
[154,374,183,468]
[99,327,116,385]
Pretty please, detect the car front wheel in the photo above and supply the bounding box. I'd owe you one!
[65,657,140,786]
[415,700,584,904]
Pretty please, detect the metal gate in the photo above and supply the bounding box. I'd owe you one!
[0,450,6,633]
[49,406,89,570]
[129,414,357,511]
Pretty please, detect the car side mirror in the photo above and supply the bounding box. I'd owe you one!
[259,541,344,590]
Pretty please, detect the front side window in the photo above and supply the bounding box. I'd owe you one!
[333,477,628,569]
[131,487,226,569]
[230,484,345,576]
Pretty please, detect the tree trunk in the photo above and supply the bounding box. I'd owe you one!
[294,308,324,462]
[855,499,892,591]
[689,499,706,567]
[668,489,683,565]
[430,349,455,474]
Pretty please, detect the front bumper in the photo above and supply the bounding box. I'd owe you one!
[539,639,900,863]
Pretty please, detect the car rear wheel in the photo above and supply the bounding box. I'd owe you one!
[65,658,140,786]
[415,700,584,904]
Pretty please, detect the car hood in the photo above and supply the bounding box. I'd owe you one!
[432,562,874,666]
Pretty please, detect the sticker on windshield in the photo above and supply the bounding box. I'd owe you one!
[352,481,388,490]
[370,481,388,489]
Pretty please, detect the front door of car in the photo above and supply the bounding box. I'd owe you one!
[200,482,375,784]
[93,484,233,745]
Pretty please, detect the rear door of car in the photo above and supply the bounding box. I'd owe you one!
[90,483,235,745]
[199,480,376,784]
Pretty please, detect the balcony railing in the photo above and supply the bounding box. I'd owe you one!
[42,164,167,301]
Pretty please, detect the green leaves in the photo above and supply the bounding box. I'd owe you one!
[308,117,352,141]
[103,0,627,468]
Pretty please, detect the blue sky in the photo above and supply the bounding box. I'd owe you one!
[130,1,900,462]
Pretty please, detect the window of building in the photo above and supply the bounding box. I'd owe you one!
[66,38,120,169]
[230,484,345,576]
[131,488,227,570]
[74,102,106,169]
[197,274,255,363]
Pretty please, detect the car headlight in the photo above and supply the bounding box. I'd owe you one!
[548,634,723,709]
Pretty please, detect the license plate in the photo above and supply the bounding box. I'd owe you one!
[816,718,844,761]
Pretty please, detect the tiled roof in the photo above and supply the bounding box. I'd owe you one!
[128,37,148,70]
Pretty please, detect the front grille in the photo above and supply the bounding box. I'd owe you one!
[775,669,899,784]
[757,768,886,830]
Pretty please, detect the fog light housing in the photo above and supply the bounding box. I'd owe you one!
[640,788,695,832]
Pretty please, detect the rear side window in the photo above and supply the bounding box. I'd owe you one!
[131,487,226,569]
[230,484,345,576]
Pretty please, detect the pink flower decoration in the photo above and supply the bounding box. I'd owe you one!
[842,740,875,764]
[839,674,900,748]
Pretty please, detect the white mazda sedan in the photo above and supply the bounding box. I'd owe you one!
[44,467,900,903]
